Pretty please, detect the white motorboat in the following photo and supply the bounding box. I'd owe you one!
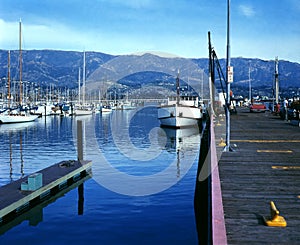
[158,72,202,128]
[158,96,202,128]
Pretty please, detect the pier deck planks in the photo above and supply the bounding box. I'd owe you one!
[0,160,92,220]
[217,108,300,244]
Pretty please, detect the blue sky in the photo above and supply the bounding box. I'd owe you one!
[0,0,299,62]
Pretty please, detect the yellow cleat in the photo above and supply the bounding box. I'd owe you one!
[264,201,287,227]
[218,138,226,147]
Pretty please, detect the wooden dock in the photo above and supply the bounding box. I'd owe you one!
[0,160,92,224]
[217,108,300,244]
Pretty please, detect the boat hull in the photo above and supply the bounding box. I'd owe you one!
[101,108,112,113]
[0,114,38,124]
[158,104,202,128]
[74,109,93,116]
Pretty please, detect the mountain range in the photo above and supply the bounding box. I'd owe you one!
[0,49,299,99]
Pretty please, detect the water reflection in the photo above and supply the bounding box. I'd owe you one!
[20,132,24,178]
[0,121,35,133]
[0,122,36,181]
[0,175,91,235]
[194,120,211,245]
[9,132,12,181]
[0,109,200,243]
[160,126,200,179]
[162,126,200,151]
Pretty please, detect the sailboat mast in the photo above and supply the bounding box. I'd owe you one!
[83,51,86,104]
[7,50,11,108]
[78,68,81,104]
[19,19,22,105]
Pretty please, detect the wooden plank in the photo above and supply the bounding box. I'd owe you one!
[217,107,300,244]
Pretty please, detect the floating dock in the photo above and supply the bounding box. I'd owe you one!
[0,160,92,225]
[215,108,300,244]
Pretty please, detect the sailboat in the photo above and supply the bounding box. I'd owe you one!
[0,20,38,124]
[157,71,203,128]
[74,51,93,116]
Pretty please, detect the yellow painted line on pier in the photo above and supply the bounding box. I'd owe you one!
[272,166,300,170]
[257,150,293,153]
[232,139,300,143]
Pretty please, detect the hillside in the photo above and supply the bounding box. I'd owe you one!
[0,49,299,99]
[0,50,114,87]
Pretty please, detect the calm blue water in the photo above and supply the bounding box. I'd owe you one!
[0,106,201,244]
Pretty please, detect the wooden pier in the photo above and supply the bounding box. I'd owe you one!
[0,160,92,225]
[216,107,300,244]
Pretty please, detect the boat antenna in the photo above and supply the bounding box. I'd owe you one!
[176,69,180,105]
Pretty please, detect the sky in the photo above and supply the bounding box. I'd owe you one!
[0,0,299,62]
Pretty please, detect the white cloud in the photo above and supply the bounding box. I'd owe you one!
[239,4,255,17]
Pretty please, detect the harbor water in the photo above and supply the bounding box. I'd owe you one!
[0,106,202,244]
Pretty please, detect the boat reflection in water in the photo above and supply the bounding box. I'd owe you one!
[0,121,36,133]
[161,126,201,151]
[0,122,36,182]
[159,126,201,178]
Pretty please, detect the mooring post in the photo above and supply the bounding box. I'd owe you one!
[77,120,83,161]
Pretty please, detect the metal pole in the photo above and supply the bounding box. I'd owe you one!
[225,0,232,151]
[208,31,215,115]
[249,63,251,103]
[275,56,279,104]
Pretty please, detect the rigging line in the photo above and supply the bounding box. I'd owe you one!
[212,50,228,107]
[215,61,226,97]
[213,50,227,89]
